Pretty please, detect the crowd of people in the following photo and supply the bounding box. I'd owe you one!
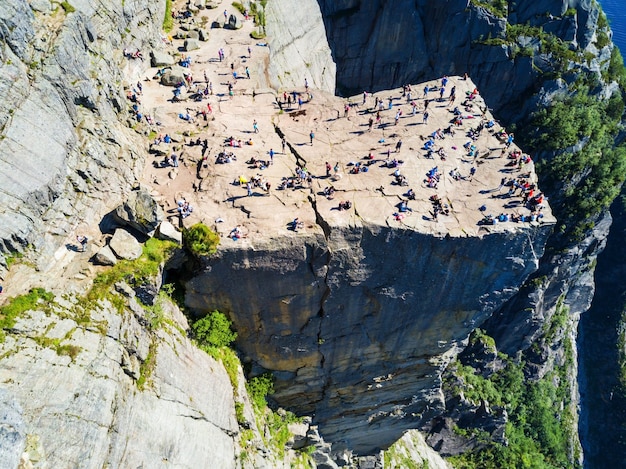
[122,1,546,239]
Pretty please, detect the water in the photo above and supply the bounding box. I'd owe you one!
[599,0,626,53]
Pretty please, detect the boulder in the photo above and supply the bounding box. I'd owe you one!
[194,0,206,9]
[113,189,164,236]
[186,30,200,40]
[149,143,170,156]
[184,39,200,51]
[206,1,218,9]
[93,245,118,266]
[156,221,183,244]
[161,67,187,87]
[198,29,209,41]
[227,14,242,30]
[150,50,175,67]
[212,17,225,29]
[109,229,143,261]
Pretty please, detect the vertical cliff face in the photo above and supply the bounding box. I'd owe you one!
[312,0,602,119]
[0,0,162,273]
[265,0,336,93]
[186,221,553,453]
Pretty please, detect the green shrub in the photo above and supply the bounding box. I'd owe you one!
[246,372,274,410]
[232,1,245,14]
[193,311,237,349]
[183,223,220,257]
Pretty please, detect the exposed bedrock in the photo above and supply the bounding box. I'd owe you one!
[0,0,164,272]
[185,221,553,454]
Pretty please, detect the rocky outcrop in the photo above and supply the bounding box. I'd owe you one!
[265,0,336,93]
[0,0,164,273]
[186,220,553,453]
[0,289,239,468]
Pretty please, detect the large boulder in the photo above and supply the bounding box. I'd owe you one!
[186,30,200,40]
[156,221,183,244]
[184,38,200,51]
[150,50,175,67]
[93,245,118,266]
[109,229,143,261]
[198,28,209,41]
[113,189,164,236]
[160,67,187,87]
[227,14,242,30]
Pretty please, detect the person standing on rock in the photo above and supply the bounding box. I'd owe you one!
[245,66,250,79]
[253,120,259,133]
[269,148,274,164]
[282,137,286,153]
[423,110,429,124]
[395,139,403,153]
[76,235,88,253]
[310,130,315,145]
[248,46,252,57]
[326,161,332,177]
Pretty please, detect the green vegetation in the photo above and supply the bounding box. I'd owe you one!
[0,288,54,343]
[137,339,158,390]
[192,311,240,391]
[163,0,174,32]
[523,85,626,239]
[60,1,76,13]
[86,238,177,311]
[183,223,220,257]
[192,310,238,349]
[471,0,508,18]
[247,373,274,410]
[4,251,24,269]
[32,333,82,362]
[446,329,578,469]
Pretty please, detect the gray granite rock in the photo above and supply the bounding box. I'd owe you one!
[156,221,182,244]
[94,245,118,266]
[150,50,175,67]
[113,189,164,236]
[184,38,200,51]
[109,229,142,260]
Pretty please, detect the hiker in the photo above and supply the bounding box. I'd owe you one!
[76,235,88,252]
[310,130,315,145]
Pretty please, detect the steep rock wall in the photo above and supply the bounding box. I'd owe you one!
[309,0,602,119]
[266,0,336,93]
[186,221,553,454]
[0,0,163,273]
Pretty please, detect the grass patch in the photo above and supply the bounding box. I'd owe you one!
[60,1,76,13]
[137,339,158,390]
[0,289,54,343]
[4,251,24,269]
[163,0,174,32]
[86,238,177,310]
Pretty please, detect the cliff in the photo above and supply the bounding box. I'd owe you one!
[0,0,623,467]
[0,0,161,273]
[186,221,553,453]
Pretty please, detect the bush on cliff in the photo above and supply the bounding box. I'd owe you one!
[183,223,220,257]
[522,83,626,240]
[192,310,237,349]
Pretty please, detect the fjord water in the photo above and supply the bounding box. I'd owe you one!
[600,0,626,53]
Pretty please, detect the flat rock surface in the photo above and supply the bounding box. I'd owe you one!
[137,0,555,246]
